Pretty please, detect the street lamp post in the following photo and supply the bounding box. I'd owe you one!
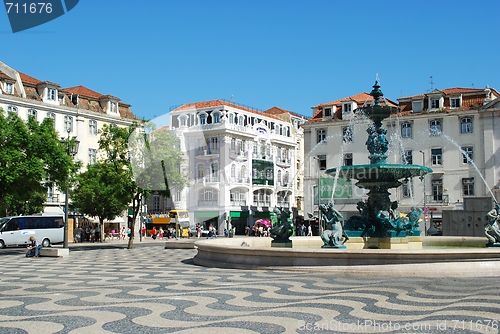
[63,129,79,249]
[419,150,427,235]
[312,156,322,233]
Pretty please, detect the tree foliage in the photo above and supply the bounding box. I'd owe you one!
[72,122,188,248]
[0,110,77,216]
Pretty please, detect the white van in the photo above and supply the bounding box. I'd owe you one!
[0,214,64,248]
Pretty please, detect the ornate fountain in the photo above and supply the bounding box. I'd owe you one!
[326,81,433,246]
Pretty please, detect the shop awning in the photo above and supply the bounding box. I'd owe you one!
[230,211,249,218]
[194,211,220,218]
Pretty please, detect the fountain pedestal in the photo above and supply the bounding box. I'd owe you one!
[327,81,432,249]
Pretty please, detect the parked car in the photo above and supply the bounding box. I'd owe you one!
[189,225,209,237]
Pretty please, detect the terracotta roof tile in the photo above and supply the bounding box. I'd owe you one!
[172,99,283,121]
[65,85,103,99]
[263,106,309,119]
[19,72,41,85]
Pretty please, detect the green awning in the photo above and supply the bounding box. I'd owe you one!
[253,211,271,218]
[230,211,249,218]
[194,211,220,218]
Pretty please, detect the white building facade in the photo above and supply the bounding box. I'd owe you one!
[168,100,307,235]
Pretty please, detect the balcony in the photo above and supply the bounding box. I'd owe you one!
[196,148,220,157]
[253,200,271,207]
[425,194,450,206]
[276,201,290,208]
[46,194,60,203]
[230,200,247,206]
[198,200,219,207]
[276,159,291,168]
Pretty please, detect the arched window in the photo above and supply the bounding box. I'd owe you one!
[229,113,234,124]
[211,162,219,182]
[240,165,247,182]
[277,170,282,186]
[284,171,290,186]
[199,113,206,125]
[46,111,56,125]
[213,112,220,123]
[238,115,244,125]
[231,164,236,179]
[7,105,17,114]
[197,164,205,180]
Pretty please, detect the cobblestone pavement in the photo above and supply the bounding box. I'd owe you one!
[1,241,500,334]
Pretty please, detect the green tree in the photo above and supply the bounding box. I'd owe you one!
[0,110,77,216]
[74,123,188,248]
[71,162,131,240]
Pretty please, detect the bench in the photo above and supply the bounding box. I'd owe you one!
[39,248,70,257]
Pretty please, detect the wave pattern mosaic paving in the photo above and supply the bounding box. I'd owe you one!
[0,246,499,333]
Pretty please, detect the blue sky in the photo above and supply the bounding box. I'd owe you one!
[2,0,499,121]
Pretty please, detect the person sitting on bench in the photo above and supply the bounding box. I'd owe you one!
[26,236,42,257]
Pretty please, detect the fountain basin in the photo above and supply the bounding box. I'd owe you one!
[193,236,500,277]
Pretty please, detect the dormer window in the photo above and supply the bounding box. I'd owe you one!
[4,82,14,94]
[213,112,220,123]
[199,113,206,125]
[430,98,440,109]
[179,115,187,127]
[343,103,352,112]
[47,88,57,101]
[412,100,423,112]
[324,107,332,117]
[450,97,461,108]
[110,101,118,113]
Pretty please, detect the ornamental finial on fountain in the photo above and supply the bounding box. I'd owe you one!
[370,80,383,106]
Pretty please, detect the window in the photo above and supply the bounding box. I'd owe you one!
[401,179,412,198]
[88,120,98,135]
[213,112,220,123]
[462,178,474,196]
[431,148,442,166]
[229,113,234,124]
[240,165,247,182]
[429,119,441,136]
[412,100,423,112]
[317,154,326,170]
[402,150,413,164]
[27,109,37,119]
[64,115,73,132]
[277,170,282,185]
[4,82,14,94]
[199,114,206,125]
[401,122,412,138]
[317,129,326,143]
[110,101,118,113]
[88,148,97,165]
[210,162,219,181]
[343,103,352,112]
[174,189,181,202]
[324,107,332,117]
[461,146,473,164]
[197,164,205,180]
[179,116,187,126]
[284,171,290,186]
[46,111,56,123]
[450,98,461,108]
[343,153,353,166]
[342,126,353,142]
[47,88,57,101]
[430,98,440,109]
[231,164,236,178]
[208,137,218,154]
[461,117,473,133]
[7,105,17,113]
[432,179,443,201]
[238,115,244,125]
[153,196,160,212]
